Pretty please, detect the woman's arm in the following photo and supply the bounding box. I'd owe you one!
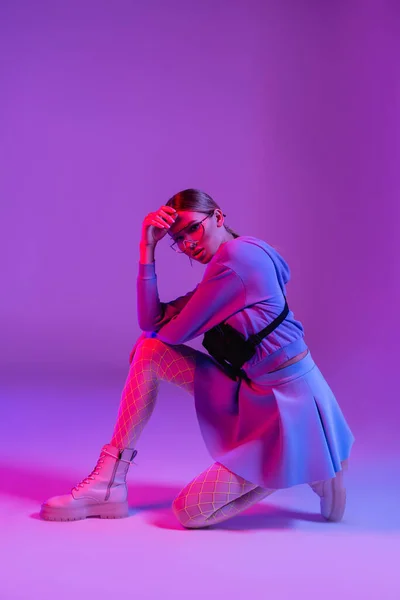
[149,259,247,345]
[137,261,200,331]
[137,207,187,331]
[139,242,156,265]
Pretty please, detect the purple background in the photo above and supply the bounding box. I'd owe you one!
[1,1,399,598]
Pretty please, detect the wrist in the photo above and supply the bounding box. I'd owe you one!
[139,242,156,264]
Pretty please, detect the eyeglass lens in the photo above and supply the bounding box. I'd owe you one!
[172,222,204,252]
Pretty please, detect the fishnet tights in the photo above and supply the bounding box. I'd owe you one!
[172,462,274,528]
[110,337,274,527]
[111,337,196,449]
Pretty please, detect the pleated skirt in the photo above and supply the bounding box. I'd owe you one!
[193,350,355,489]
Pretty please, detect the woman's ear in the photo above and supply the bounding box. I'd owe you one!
[214,209,224,228]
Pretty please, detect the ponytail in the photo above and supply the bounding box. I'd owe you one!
[224,224,240,239]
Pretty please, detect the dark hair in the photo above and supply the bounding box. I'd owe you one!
[166,188,240,239]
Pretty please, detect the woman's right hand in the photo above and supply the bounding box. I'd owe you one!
[141,205,178,246]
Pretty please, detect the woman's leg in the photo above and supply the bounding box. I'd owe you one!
[111,337,197,449]
[40,337,199,521]
[173,462,275,528]
[111,336,274,528]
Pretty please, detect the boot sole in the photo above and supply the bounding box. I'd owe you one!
[40,501,129,521]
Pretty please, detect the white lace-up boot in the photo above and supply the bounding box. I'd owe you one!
[309,459,348,522]
[40,444,137,521]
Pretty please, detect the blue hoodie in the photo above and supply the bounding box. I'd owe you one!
[137,235,307,374]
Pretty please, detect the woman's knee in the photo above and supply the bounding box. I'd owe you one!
[137,336,166,351]
[132,336,169,363]
[172,494,209,529]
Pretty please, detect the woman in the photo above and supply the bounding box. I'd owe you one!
[40,189,354,527]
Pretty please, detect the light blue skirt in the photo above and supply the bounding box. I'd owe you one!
[193,350,355,489]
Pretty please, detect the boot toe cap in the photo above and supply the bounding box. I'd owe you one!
[43,494,75,508]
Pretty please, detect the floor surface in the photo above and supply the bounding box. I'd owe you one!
[1,372,398,600]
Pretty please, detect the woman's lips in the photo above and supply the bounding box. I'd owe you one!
[193,248,204,258]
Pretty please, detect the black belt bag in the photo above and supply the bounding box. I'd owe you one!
[202,298,289,380]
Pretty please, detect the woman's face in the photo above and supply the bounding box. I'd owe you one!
[167,209,227,263]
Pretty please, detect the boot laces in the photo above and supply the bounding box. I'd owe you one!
[72,449,137,492]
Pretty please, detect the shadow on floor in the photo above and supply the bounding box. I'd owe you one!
[1,460,398,531]
[1,460,318,530]
[0,460,181,513]
[149,503,324,532]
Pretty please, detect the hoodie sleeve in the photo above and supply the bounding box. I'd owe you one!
[146,259,247,345]
[137,263,199,331]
